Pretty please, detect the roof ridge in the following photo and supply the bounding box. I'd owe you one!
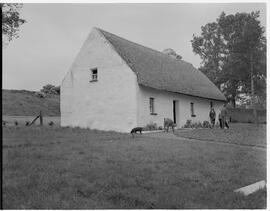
[95,27,194,68]
[92,27,226,101]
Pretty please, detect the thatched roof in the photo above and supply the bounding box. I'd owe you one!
[97,28,226,101]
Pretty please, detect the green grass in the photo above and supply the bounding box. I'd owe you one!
[176,123,266,147]
[3,125,266,209]
[2,89,59,116]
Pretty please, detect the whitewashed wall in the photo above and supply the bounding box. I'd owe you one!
[61,28,138,132]
[137,86,224,128]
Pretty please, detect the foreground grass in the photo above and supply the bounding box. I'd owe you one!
[3,126,266,209]
[175,123,266,147]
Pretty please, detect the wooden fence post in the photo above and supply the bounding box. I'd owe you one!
[40,111,43,126]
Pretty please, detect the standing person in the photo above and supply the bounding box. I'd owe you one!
[209,107,216,128]
[218,112,223,129]
[224,114,230,129]
[220,104,229,129]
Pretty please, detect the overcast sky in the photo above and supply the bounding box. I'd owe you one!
[3,3,266,91]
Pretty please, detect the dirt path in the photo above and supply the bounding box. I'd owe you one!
[143,131,266,151]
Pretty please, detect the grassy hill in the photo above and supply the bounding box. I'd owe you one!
[2,89,60,116]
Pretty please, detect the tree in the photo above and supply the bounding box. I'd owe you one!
[191,11,266,110]
[41,84,60,95]
[191,22,226,88]
[2,3,26,45]
[162,48,182,60]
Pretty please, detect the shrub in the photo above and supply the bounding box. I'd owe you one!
[193,122,202,129]
[48,121,54,126]
[41,84,60,95]
[144,122,158,131]
[158,126,163,130]
[183,119,192,128]
[203,121,211,128]
[14,120,18,126]
[197,122,203,128]
[35,92,46,98]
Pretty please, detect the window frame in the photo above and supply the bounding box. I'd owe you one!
[190,102,196,117]
[90,68,98,82]
[149,97,157,115]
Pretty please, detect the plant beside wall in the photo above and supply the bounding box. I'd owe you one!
[183,119,192,128]
[48,121,54,126]
[183,120,211,129]
[143,122,161,131]
[144,122,157,131]
[203,121,211,128]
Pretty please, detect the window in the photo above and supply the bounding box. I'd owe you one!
[190,102,196,117]
[210,101,213,108]
[149,97,156,115]
[90,68,98,82]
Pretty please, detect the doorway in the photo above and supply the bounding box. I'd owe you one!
[173,100,179,125]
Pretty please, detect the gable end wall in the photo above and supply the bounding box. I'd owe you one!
[61,28,138,132]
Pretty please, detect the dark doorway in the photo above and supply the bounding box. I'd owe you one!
[173,100,176,124]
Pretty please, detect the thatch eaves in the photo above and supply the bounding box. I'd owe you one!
[96,28,226,101]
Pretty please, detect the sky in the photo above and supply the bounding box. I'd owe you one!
[2,3,267,91]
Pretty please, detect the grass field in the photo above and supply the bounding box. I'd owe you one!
[3,124,266,209]
[175,123,266,147]
[2,89,60,116]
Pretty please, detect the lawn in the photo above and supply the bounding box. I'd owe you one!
[2,125,266,209]
[175,123,266,147]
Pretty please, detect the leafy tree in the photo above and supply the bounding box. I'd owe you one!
[163,48,182,60]
[191,11,266,109]
[2,3,26,45]
[191,22,226,88]
[41,84,60,95]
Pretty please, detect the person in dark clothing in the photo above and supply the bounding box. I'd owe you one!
[209,107,216,128]
[224,116,230,129]
[220,104,229,129]
[218,112,223,129]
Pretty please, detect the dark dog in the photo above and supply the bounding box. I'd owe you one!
[130,127,143,137]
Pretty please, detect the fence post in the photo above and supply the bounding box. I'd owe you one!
[40,111,43,126]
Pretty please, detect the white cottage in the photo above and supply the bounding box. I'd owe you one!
[61,27,226,132]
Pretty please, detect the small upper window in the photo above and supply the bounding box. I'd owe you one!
[190,102,196,117]
[90,68,98,82]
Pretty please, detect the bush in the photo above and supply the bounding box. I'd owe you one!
[158,126,163,130]
[183,120,208,129]
[193,122,202,129]
[48,121,54,126]
[203,121,211,128]
[41,84,60,95]
[35,92,46,98]
[183,119,192,128]
[144,122,158,131]
[14,120,18,126]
